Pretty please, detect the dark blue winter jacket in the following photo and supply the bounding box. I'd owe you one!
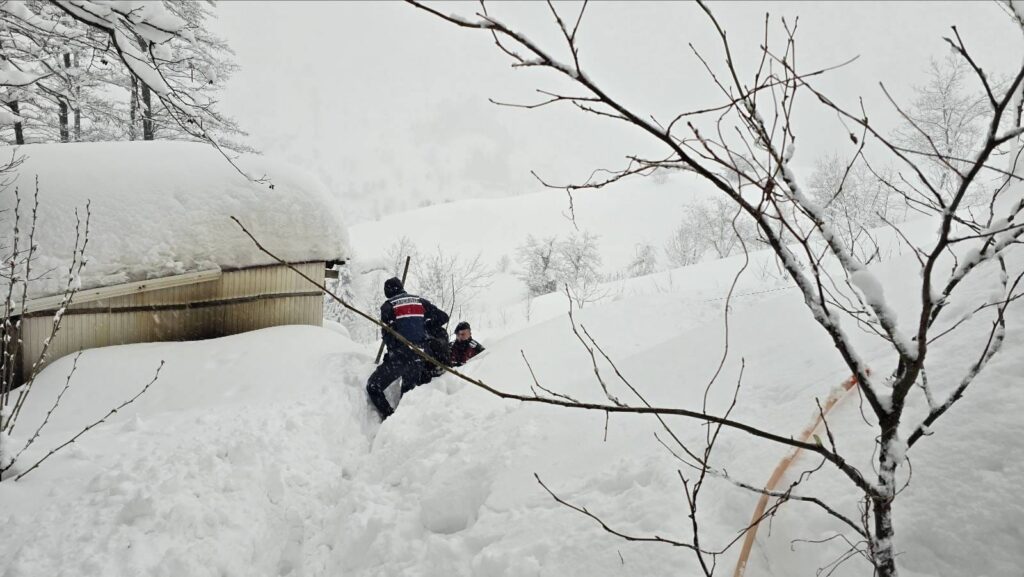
[380,292,448,352]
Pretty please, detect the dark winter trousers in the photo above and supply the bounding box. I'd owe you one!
[366,350,423,420]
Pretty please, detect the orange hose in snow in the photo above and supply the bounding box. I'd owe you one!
[731,373,862,577]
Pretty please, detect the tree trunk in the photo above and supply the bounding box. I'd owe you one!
[872,497,898,577]
[129,76,138,141]
[59,53,71,143]
[8,101,24,145]
[871,417,900,577]
[58,101,69,143]
[141,84,153,140]
[73,52,81,141]
[132,32,155,141]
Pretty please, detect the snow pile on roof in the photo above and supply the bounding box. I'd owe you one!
[0,141,348,298]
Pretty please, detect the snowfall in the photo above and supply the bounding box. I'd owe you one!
[1,169,1022,577]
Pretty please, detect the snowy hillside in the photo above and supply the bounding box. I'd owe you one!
[2,226,1021,576]
[350,171,711,274]
[345,171,731,340]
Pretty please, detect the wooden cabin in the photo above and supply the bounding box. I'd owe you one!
[2,141,349,384]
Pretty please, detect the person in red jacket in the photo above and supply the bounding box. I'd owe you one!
[449,321,485,367]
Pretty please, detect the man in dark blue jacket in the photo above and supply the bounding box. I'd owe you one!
[366,277,449,421]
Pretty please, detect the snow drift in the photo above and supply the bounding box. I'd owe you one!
[2,228,1021,576]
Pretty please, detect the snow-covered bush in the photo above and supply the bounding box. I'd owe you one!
[557,231,604,307]
[0,178,88,481]
[665,199,758,268]
[664,218,705,268]
[515,232,605,306]
[807,155,901,263]
[516,234,561,297]
[626,243,658,278]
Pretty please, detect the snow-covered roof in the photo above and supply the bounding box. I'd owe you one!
[1,141,348,299]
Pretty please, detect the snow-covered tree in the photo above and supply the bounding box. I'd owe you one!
[138,1,247,147]
[0,1,246,153]
[665,199,757,268]
[557,231,603,307]
[515,232,604,305]
[694,199,755,259]
[516,234,561,298]
[665,218,705,268]
[626,243,657,278]
[892,55,1002,207]
[808,155,902,262]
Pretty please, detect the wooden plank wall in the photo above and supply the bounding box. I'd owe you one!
[20,262,325,379]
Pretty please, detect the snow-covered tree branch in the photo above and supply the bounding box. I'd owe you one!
[402,1,1024,575]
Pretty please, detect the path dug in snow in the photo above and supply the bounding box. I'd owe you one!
[0,326,379,577]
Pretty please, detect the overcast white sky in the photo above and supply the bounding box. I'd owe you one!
[215,1,1022,222]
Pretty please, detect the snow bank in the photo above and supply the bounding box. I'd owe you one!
[1,215,1021,576]
[346,248,1024,577]
[1,326,378,577]
[0,142,349,298]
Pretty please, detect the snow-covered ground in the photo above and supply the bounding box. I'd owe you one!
[350,171,712,274]
[2,202,1022,575]
[346,172,737,340]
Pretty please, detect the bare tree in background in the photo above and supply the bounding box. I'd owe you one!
[414,245,494,316]
[383,236,419,278]
[808,155,900,263]
[557,231,604,307]
[665,216,705,267]
[0,1,251,168]
[400,2,1024,575]
[517,234,561,297]
[665,198,760,268]
[892,54,1005,209]
[626,242,658,278]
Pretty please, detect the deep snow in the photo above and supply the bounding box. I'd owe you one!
[2,218,1022,576]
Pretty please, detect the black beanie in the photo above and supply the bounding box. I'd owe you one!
[455,321,471,332]
[384,277,404,298]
